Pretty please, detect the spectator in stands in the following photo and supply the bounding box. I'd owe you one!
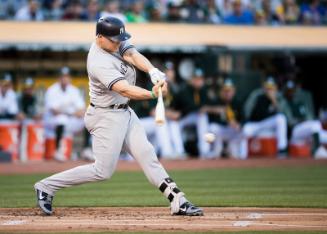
[147,2,163,22]
[204,79,247,159]
[254,9,268,25]
[43,0,64,20]
[223,0,254,25]
[43,67,85,161]
[15,0,44,21]
[216,0,233,18]
[174,68,211,157]
[165,1,183,22]
[243,77,291,156]
[82,0,101,21]
[0,74,18,120]
[179,0,206,23]
[205,0,221,24]
[259,0,284,25]
[125,0,148,23]
[299,0,326,25]
[100,0,127,23]
[17,77,42,121]
[61,0,85,21]
[283,0,300,25]
[0,0,24,19]
[283,80,327,156]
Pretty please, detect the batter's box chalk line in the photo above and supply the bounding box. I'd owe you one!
[247,212,263,219]
[233,221,252,227]
[1,220,27,226]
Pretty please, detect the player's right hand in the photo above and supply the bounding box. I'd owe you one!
[152,80,168,97]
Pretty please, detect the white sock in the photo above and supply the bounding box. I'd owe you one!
[179,196,187,206]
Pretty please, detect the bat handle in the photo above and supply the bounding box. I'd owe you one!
[158,86,163,98]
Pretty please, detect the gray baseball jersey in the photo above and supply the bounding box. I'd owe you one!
[87,41,136,107]
[35,41,169,196]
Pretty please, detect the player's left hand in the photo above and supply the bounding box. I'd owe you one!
[149,68,166,85]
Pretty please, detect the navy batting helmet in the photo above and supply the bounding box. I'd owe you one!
[96,16,131,42]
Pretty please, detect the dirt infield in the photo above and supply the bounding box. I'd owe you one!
[1,158,327,175]
[0,207,327,233]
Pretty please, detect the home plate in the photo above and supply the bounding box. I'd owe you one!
[233,221,252,227]
[1,220,27,226]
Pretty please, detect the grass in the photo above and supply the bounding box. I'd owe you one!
[0,165,327,208]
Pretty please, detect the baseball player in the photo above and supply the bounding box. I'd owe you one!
[243,77,292,156]
[174,69,211,157]
[284,80,327,156]
[43,67,85,161]
[0,74,18,120]
[34,16,203,216]
[17,78,42,121]
[205,79,247,159]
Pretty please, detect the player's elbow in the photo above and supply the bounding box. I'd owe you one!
[118,88,130,98]
[111,80,131,98]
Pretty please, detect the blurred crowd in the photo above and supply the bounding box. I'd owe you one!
[0,0,326,26]
[1,62,327,161]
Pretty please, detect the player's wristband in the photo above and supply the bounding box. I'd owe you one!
[151,90,156,99]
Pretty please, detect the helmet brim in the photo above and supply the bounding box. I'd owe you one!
[110,32,131,42]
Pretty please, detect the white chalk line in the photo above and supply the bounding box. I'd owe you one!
[57,222,327,229]
[251,222,327,228]
[1,219,326,229]
[247,213,263,219]
[233,221,252,227]
[1,220,26,226]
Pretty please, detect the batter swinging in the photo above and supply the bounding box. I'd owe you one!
[34,16,203,216]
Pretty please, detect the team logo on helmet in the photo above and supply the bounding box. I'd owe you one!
[120,27,124,34]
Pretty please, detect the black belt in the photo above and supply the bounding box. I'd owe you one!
[90,103,128,110]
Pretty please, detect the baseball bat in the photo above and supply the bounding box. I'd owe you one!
[155,86,165,126]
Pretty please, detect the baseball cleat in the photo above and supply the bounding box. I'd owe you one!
[35,189,53,215]
[173,202,204,216]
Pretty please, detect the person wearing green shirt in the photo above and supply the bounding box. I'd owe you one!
[174,68,211,158]
[243,77,291,156]
[284,80,327,157]
[204,79,247,159]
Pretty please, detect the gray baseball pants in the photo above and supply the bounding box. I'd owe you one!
[35,106,169,196]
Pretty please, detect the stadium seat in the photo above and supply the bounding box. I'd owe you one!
[0,121,19,161]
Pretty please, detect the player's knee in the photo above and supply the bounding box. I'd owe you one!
[276,114,287,125]
[311,121,322,132]
[94,167,113,181]
[242,124,251,136]
[142,143,156,157]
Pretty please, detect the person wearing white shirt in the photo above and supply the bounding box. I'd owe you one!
[15,0,44,21]
[100,1,127,23]
[44,67,85,161]
[0,75,18,120]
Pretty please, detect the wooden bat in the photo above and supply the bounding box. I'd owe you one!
[155,86,165,126]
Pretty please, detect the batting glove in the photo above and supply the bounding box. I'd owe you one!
[149,68,166,85]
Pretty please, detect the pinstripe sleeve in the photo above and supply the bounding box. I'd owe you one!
[108,77,125,90]
[119,40,135,56]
